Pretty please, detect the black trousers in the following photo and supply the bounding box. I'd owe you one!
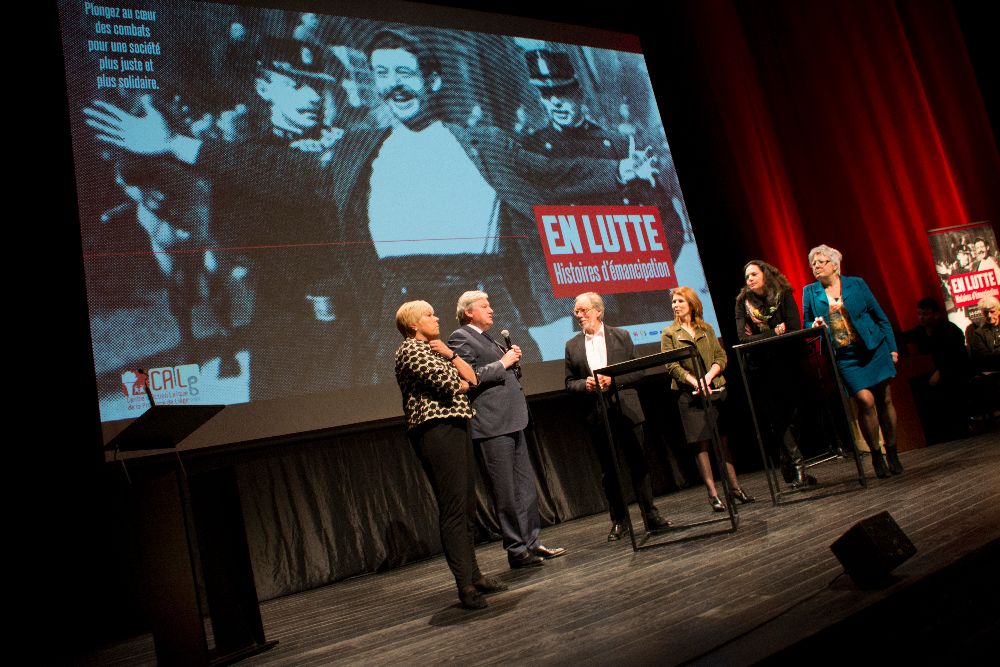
[589,417,656,523]
[409,418,482,590]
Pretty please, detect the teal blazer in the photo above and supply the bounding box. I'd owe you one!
[801,276,897,353]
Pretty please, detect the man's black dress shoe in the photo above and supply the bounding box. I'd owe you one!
[644,510,672,531]
[508,551,544,569]
[474,576,509,593]
[607,522,628,541]
[459,588,488,610]
[531,545,566,559]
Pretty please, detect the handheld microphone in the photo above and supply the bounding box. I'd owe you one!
[500,329,522,379]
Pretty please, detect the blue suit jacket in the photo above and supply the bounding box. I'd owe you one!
[448,325,529,440]
[802,276,897,353]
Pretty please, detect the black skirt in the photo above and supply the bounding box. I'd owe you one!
[677,388,727,443]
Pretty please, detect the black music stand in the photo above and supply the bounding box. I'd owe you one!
[733,326,866,505]
[594,347,739,551]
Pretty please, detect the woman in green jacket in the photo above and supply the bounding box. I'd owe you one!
[661,286,754,512]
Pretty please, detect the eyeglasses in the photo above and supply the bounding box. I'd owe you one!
[811,258,832,267]
[573,306,594,316]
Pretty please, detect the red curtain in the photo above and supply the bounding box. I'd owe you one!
[681,0,999,326]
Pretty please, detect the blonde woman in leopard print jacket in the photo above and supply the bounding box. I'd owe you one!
[394,300,507,610]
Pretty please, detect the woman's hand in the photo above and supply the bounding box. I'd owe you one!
[685,373,710,395]
[811,316,826,328]
[774,322,787,335]
[428,339,453,358]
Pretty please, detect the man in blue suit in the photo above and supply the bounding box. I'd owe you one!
[449,291,566,569]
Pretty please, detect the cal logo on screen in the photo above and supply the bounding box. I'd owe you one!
[534,205,677,297]
[120,364,202,411]
[949,269,999,308]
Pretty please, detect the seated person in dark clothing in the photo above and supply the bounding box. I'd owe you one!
[898,298,970,443]
[899,298,970,385]
[965,296,1000,417]
[966,296,1000,373]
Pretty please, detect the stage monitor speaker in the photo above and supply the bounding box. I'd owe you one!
[830,511,916,587]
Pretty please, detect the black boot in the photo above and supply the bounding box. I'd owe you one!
[885,445,904,475]
[781,463,796,484]
[790,463,818,487]
[782,430,810,486]
[870,450,891,479]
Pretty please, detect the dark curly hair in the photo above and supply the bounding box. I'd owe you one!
[736,259,792,307]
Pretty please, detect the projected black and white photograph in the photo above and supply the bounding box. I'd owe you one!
[59,0,718,430]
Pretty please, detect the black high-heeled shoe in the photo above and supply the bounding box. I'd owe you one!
[870,450,891,479]
[732,488,756,504]
[885,445,904,475]
[709,495,726,512]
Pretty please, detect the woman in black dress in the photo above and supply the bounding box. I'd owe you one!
[735,260,816,488]
[662,287,755,511]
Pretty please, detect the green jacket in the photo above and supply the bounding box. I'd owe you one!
[660,321,727,391]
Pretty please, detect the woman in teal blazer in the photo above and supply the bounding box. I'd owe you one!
[802,244,901,479]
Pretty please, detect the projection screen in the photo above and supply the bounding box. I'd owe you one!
[57,0,720,449]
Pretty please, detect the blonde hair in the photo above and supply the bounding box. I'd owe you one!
[396,300,432,337]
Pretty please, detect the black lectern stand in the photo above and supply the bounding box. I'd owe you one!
[733,326,867,505]
[107,404,226,454]
[594,347,740,551]
[107,405,276,665]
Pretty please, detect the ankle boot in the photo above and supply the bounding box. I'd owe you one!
[781,463,796,484]
[790,463,818,487]
[870,450,891,479]
[782,431,804,484]
[885,445,903,475]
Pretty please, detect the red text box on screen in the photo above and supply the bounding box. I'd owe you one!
[533,205,677,298]
[949,269,999,307]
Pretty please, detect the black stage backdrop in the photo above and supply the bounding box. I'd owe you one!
[198,381,690,601]
[47,0,999,654]
[83,379,696,643]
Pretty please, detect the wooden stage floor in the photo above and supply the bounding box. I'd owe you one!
[82,433,999,665]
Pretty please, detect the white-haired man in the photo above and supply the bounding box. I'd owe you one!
[565,291,671,540]
[449,290,565,568]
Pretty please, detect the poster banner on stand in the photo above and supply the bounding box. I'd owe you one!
[927,222,999,333]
